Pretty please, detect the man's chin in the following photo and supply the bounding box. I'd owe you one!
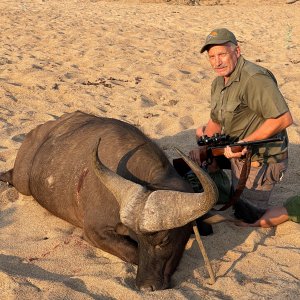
[215,69,227,77]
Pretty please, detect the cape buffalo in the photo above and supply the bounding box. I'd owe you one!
[0,111,217,291]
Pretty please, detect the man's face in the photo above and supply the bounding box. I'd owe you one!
[207,43,241,79]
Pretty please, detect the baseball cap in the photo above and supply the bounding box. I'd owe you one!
[200,28,238,53]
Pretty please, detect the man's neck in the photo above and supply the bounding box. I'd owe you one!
[224,76,230,85]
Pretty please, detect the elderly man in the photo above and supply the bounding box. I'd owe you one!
[189,28,293,224]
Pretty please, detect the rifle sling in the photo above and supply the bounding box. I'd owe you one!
[217,148,252,211]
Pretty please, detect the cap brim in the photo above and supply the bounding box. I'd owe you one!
[200,39,232,53]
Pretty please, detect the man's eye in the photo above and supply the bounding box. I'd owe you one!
[208,53,227,60]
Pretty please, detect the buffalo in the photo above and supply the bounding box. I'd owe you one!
[0,111,217,291]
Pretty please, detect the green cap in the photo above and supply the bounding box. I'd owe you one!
[200,28,238,53]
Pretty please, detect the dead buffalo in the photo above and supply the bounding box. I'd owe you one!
[0,111,217,291]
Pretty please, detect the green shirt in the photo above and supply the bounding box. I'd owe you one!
[210,56,289,163]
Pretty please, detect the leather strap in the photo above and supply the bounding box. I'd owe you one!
[217,148,252,211]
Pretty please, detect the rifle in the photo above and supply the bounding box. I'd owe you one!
[193,135,284,165]
[208,137,284,158]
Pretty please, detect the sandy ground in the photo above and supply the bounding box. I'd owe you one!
[0,0,300,299]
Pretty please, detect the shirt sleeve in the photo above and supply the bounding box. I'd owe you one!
[244,73,289,119]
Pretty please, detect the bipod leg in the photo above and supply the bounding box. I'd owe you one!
[192,221,216,284]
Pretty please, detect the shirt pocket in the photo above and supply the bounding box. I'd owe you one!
[223,98,241,134]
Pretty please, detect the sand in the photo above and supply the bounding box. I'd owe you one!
[0,0,299,299]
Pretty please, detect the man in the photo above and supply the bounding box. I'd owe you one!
[189,28,293,224]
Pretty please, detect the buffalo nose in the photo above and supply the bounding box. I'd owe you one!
[138,281,169,291]
[139,284,155,292]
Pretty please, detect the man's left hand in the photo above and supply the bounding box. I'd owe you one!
[223,144,248,159]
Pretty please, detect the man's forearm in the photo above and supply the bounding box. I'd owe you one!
[243,111,293,142]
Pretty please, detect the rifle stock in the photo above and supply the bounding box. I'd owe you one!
[210,145,243,157]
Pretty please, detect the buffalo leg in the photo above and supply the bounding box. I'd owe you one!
[83,226,139,265]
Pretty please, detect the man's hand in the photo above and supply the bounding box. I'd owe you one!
[189,146,207,165]
[223,140,248,159]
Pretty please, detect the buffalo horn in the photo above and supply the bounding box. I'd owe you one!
[137,148,218,232]
[92,139,151,232]
[93,140,218,232]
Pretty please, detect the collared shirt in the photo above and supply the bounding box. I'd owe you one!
[210,56,290,163]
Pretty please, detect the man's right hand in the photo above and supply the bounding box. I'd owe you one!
[189,146,208,166]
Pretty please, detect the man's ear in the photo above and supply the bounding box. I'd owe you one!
[236,45,241,57]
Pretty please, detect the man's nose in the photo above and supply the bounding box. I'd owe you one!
[214,55,222,66]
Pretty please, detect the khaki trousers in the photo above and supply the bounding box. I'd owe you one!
[231,158,288,210]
